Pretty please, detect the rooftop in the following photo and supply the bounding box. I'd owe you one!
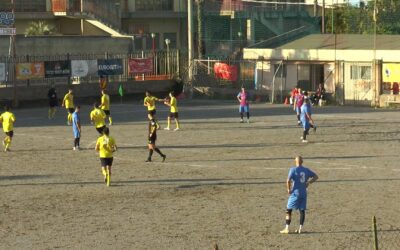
[275,34,400,50]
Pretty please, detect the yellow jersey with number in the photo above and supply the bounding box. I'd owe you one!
[63,93,74,109]
[90,108,106,128]
[0,111,16,132]
[96,135,116,158]
[101,94,110,111]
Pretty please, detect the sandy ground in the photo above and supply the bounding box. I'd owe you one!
[0,99,400,249]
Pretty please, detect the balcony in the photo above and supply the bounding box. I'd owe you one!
[0,0,47,12]
[122,11,186,19]
[51,0,121,30]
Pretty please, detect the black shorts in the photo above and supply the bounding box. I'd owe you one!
[100,157,113,167]
[148,135,157,145]
[67,108,74,114]
[169,112,179,119]
[49,100,58,107]
[96,125,106,134]
[103,110,111,116]
[5,131,13,137]
[148,110,156,116]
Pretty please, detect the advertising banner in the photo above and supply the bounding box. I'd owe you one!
[128,58,153,74]
[0,63,5,81]
[45,60,71,78]
[16,62,45,80]
[98,59,123,76]
[214,63,238,81]
[71,60,98,77]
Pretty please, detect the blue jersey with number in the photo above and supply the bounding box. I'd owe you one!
[288,166,316,197]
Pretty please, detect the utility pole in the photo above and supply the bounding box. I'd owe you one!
[188,0,194,83]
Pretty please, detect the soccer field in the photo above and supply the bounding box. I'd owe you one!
[1,100,400,249]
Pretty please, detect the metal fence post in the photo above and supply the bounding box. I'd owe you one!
[373,216,379,250]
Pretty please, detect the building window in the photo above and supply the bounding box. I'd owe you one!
[134,37,144,50]
[164,33,177,49]
[128,23,149,35]
[136,0,173,11]
[350,65,371,80]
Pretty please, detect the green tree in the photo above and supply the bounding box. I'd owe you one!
[326,0,400,34]
[25,21,56,36]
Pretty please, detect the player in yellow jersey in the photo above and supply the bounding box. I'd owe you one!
[90,102,107,135]
[164,92,180,131]
[62,89,74,125]
[100,89,112,125]
[95,127,117,186]
[144,91,164,128]
[0,105,16,152]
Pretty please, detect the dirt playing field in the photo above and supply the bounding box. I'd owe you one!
[1,99,400,249]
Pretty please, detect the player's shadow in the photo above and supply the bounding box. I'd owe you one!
[2,177,400,188]
[0,175,52,181]
[304,228,400,235]
[172,155,389,163]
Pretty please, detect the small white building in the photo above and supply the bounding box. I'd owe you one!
[243,34,400,106]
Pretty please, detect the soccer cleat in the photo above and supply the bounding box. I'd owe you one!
[247,119,250,124]
[280,228,290,234]
[73,147,76,151]
[295,228,302,234]
[162,154,166,162]
[240,119,244,123]
[302,139,308,143]
[164,127,170,131]
[173,128,180,131]
[145,159,152,162]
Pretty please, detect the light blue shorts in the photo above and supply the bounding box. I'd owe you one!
[287,194,307,210]
[239,105,249,113]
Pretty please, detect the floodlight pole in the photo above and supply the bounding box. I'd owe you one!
[188,0,194,83]
[373,0,378,108]
[11,0,18,107]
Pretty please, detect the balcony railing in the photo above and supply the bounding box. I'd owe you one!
[0,0,47,12]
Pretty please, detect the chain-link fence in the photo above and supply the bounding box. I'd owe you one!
[0,49,181,88]
[195,0,320,58]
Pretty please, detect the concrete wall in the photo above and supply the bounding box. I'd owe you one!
[0,80,175,103]
[0,36,132,56]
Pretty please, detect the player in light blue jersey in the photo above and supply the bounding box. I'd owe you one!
[72,106,81,150]
[300,97,316,143]
[280,156,318,234]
